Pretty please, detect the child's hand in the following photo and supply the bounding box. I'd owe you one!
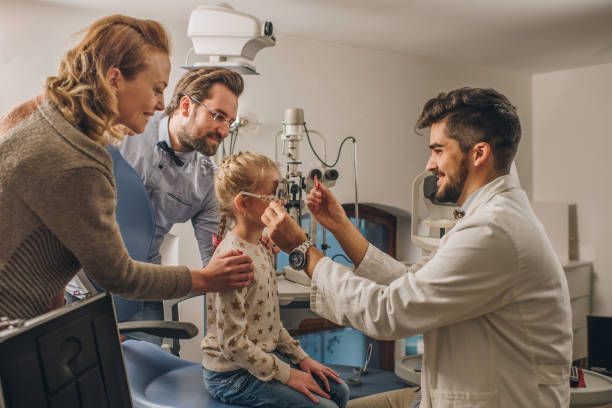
[286,367,330,404]
[259,232,280,255]
[298,357,342,393]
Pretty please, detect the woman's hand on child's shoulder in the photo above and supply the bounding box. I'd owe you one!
[192,249,254,293]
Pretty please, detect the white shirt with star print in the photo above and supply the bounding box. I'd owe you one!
[201,231,308,383]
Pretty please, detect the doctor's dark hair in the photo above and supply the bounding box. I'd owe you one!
[45,15,170,145]
[415,87,521,174]
[164,68,244,116]
[213,152,278,246]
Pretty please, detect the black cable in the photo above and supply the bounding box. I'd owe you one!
[331,253,352,264]
[230,127,240,154]
[303,123,355,168]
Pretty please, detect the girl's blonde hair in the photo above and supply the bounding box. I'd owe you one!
[45,15,170,145]
[214,152,278,242]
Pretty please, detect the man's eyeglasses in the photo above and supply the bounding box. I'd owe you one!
[188,96,236,129]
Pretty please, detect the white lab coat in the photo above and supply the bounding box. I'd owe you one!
[310,175,573,407]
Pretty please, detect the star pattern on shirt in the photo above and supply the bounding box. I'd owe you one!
[201,233,308,382]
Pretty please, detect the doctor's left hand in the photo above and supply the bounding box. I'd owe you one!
[298,357,342,393]
[260,201,307,253]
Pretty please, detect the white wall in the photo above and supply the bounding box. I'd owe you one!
[1,0,534,361]
[533,62,612,315]
[0,1,533,214]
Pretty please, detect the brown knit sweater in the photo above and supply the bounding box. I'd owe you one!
[0,100,192,319]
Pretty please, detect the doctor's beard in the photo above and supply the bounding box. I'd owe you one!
[435,156,468,203]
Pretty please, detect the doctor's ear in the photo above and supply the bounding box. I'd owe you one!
[472,142,493,167]
[106,67,122,90]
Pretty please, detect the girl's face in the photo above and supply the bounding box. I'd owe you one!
[242,168,281,227]
[115,51,170,133]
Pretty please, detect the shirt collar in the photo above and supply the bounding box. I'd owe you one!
[157,115,196,164]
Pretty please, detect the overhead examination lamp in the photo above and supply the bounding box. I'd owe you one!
[182,3,276,75]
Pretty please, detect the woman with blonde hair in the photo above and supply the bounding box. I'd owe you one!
[0,15,253,320]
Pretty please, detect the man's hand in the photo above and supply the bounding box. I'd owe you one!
[260,201,307,253]
[286,367,330,404]
[298,357,341,393]
[306,182,350,233]
[190,249,254,293]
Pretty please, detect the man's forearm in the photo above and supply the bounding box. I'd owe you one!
[333,219,369,267]
[305,246,324,278]
[305,220,369,278]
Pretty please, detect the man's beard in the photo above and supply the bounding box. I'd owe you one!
[176,110,222,157]
[435,156,468,203]
[178,131,221,156]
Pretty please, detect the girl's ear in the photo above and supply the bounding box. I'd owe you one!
[233,194,248,214]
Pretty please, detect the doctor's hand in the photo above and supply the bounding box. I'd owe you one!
[190,249,254,293]
[298,357,342,393]
[260,201,307,253]
[306,182,350,233]
[286,367,330,404]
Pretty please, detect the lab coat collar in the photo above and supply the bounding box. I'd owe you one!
[463,174,521,219]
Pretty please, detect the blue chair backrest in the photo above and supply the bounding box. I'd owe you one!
[107,146,156,321]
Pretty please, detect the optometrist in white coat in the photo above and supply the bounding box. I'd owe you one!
[262,88,573,408]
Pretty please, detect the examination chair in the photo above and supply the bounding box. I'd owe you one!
[107,146,159,324]
[101,146,246,407]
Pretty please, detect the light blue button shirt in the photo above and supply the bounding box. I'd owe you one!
[119,112,218,266]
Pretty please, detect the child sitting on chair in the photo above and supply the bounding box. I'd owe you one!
[202,152,349,408]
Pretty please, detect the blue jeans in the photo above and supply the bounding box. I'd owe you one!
[203,353,350,408]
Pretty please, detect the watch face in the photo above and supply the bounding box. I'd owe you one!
[289,251,305,269]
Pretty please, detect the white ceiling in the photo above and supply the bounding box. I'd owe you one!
[33,0,612,73]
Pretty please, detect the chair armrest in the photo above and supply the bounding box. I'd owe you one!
[117,320,198,339]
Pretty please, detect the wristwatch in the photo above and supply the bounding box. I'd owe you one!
[288,240,314,270]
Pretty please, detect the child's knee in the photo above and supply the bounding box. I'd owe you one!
[333,380,350,407]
